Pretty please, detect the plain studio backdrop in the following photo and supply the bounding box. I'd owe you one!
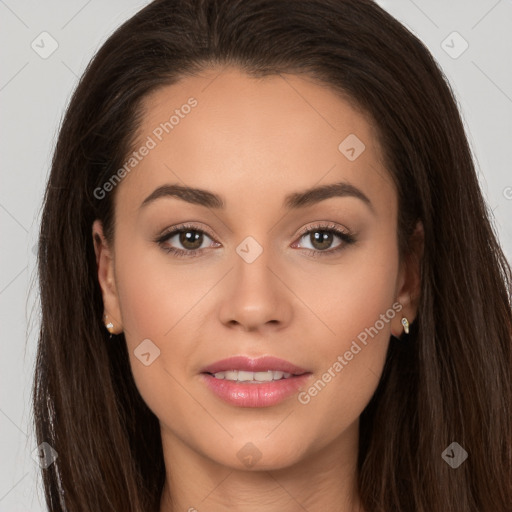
[0,0,511,509]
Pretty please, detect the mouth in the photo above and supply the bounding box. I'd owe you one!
[199,356,312,407]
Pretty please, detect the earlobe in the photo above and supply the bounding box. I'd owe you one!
[92,220,123,333]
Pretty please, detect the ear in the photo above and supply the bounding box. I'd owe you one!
[391,220,424,337]
[92,219,123,334]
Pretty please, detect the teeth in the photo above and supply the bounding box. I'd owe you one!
[212,370,293,382]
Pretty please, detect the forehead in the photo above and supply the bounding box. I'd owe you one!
[115,66,394,217]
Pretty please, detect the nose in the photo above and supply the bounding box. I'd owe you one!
[218,243,293,333]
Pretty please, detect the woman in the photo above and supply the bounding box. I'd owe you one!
[33,0,512,510]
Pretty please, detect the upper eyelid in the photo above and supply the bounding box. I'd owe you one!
[296,222,348,236]
[159,223,216,242]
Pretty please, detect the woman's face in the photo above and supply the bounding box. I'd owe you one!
[94,66,418,471]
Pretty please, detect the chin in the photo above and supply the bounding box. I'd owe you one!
[205,435,308,471]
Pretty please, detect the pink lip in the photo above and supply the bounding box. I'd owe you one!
[200,373,311,407]
[200,355,309,375]
[200,356,312,407]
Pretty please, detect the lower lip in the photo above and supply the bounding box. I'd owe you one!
[201,373,312,407]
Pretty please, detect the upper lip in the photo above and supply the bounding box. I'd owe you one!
[201,356,310,375]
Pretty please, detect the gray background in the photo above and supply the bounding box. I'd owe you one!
[1,0,511,509]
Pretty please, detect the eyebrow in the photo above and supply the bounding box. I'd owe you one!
[140,181,374,213]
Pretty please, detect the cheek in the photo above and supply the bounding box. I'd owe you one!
[292,233,398,423]
[294,229,399,348]
[112,239,193,406]
[114,235,201,340]
[112,234,232,427]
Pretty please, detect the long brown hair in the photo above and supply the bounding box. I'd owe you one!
[33,0,512,510]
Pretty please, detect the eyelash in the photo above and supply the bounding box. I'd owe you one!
[155,222,356,259]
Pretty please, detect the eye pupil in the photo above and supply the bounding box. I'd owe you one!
[311,231,333,250]
[180,230,203,250]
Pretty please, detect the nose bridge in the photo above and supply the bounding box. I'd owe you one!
[233,233,278,302]
[218,232,292,330]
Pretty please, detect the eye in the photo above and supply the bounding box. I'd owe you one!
[155,222,356,259]
[155,223,220,258]
[292,222,356,257]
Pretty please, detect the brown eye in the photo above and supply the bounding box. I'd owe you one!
[292,223,356,257]
[301,228,347,252]
[308,230,337,251]
[176,230,204,250]
[156,224,219,257]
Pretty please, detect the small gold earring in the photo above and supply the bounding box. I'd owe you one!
[103,313,115,334]
[401,317,410,334]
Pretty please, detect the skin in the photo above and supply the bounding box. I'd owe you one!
[93,66,423,512]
